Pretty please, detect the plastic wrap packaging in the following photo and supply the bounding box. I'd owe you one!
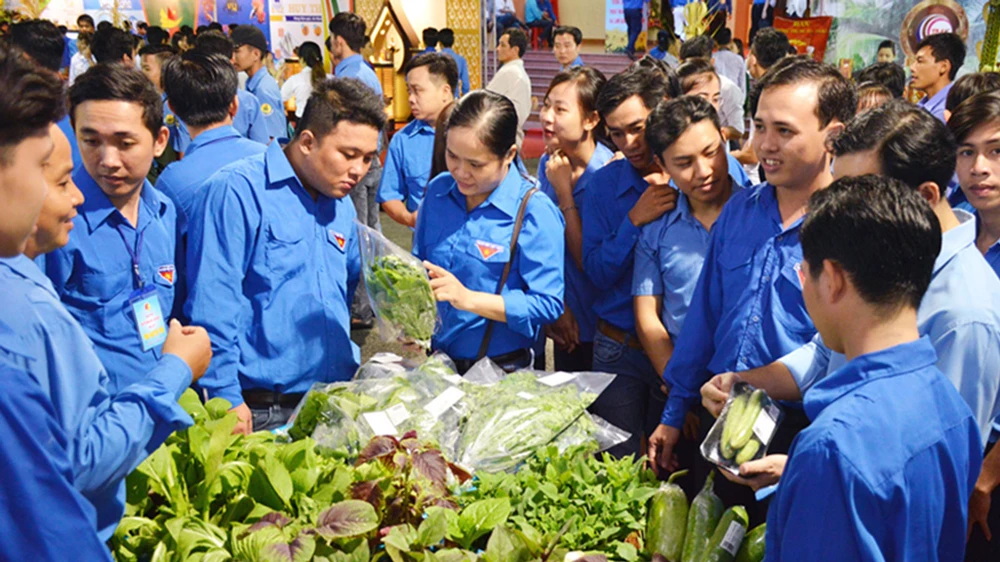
[553,412,631,455]
[700,382,784,474]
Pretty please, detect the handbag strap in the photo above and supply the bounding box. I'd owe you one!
[476,187,539,360]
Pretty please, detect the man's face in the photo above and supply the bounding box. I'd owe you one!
[0,129,53,257]
[752,82,836,190]
[686,74,722,113]
[553,33,579,66]
[658,119,730,205]
[26,124,84,257]
[747,50,765,80]
[909,45,948,91]
[75,100,168,204]
[605,94,653,170]
[78,20,94,33]
[876,47,895,64]
[957,120,1000,215]
[497,34,516,64]
[407,65,451,123]
[297,121,380,199]
[233,44,258,71]
[798,260,842,352]
[140,55,164,91]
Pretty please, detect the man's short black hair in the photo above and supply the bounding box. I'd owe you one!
[502,28,528,58]
[77,14,95,27]
[750,56,856,129]
[193,30,234,58]
[646,95,721,159]
[948,91,1000,144]
[751,27,790,70]
[196,25,209,34]
[438,28,456,48]
[404,52,459,94]
[137,22,149,31]
[162,51,237,127]
[916,32,966,80]
[854,62,905,98]
[328,12,368,53]
[832,99,956,191]
[96,21,112,32]
[179,25,192,35]
[69,62,163,138]
[877,39,895,53]
[715,27,732,46]
[801,174,940,313]
[295,77,386,142]
[138,43,176,60]
[0,44,65,164]
[422,27,438,48]
[946,72,1000,113]
[145,25,168,46]
[90,26,134,63]
[631,56,682,98]
[553,25,582,46]
[676,57,719,94]
[679,34,714,60]
[8,20,65,72]
[597,65,679,118]
[207,22,223,32]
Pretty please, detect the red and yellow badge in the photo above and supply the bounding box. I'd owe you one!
[475,240,504,260]
[261,103,273,116]
[157,265,176,285]
[332,231,346,250]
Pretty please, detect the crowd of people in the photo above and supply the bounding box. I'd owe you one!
[2,8,1000,561]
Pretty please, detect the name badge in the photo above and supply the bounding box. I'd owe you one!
[128,285,167,351]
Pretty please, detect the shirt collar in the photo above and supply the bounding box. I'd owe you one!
[919,82,952,110]
[440,165,527,218]
[975,211,1000,252]
[185,125,243,156]
[503,58,525,71]
[75,167,167,233]
[335,54,364,75]
[0,254,56,297]
[405,120,436,137]
[935,210,976,274]
[804,337,938,421]
[263,141,301,190]
[671,171,746,229]
[616,159,649,197]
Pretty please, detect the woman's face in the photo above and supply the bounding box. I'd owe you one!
[539,80,597,152]
[445,125,514,199]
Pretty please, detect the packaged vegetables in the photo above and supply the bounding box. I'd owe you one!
[701,383,784,475]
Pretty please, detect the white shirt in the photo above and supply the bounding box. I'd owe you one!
[281,67,315,118]
[497,0,516,14]
[713,49,746,97]
[718,74,745,135]
[68,52,93,87]
[486,58,532,146]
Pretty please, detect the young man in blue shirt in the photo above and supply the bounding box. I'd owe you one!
[439,28,471,96]
[765,174,981,561]
[623,0,647,59]
[582,66,681,457]
[552,26,584,70]
[185,78,385,434]
[421,27,438,53]
[909,32,965,123]
[155,51,268,235]
[232,25,288,142]
[378,53,457,228]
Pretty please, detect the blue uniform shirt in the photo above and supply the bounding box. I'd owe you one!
[0,361,113,561]
[413,167,566,360]
[918,82,953,123]
[661,182,817,428]
[56,114,83,170]
[564,55,585,69]
[648,47,667,60]
[166,90,271,154]
[44,168,182,395]
[977,212,1000,279]
[442,47,472,96]
[633,162,751,338]
[538,143,614,342]
[376,119,436,213]
[782,212,1000,443]
[185,142,361,407]
[155,124,268,235]
[0,255,193,541]
[246,69,288,141]
[766,338,981,562]
[335,54,384,99]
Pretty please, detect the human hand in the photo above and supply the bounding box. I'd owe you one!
[702,372,740,418]
[719,454,787,491]
[628,183,678,227]
[545,150,574,205]
[424,261,472,311]
[546,309,580,353]
[969,484,994,541]
[230,402,253,435]
[407,210,418,228]
[647,423,681,477]
[682,410,701,441]
[162,319,212,383]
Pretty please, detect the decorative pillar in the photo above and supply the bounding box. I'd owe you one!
[446,0,482,90]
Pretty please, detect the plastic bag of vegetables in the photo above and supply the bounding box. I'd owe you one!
[357,222,438,349]
[700,382,784,474]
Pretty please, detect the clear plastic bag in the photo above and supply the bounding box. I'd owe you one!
[553,412,631,455]
[357,222,438,349]
[700,382,784,474]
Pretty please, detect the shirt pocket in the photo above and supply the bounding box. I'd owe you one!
[78,268,133,336]
[264,221,307,282]
[462,238,512,291]
[775,261,815,336]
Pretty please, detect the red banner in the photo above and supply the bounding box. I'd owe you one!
[773,16,834,62]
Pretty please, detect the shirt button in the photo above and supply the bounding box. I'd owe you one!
[751,315,760,323]
[762,275,770,282]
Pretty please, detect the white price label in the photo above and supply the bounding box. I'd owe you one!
[720,521,746,555]
[385,403,410,425]
[752,407,777,442]
[538,372,576,387]
[362,411,398,436]
[369,353,404,365]
[423,386,466,419]
[516,392,536,400]
[443,374,464,385]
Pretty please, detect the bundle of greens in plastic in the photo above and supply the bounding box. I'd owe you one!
[357,222,437,349]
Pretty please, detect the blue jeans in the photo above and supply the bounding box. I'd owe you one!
[250,404,297,432]
[624,8,643,54]
[496,13,522,33]
[589,330,666,458]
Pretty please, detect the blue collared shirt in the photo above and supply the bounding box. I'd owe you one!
[376,119,436,212]
[246,69,288,141]
[661,183,817,428]
[0,255,192,541]
[56,114,82,170]
[977,212,1000,279]
[782,212,1000,443]
[538,144,614,342]
[43,169,182,395]
[633,164,751,338]
[918,82,953,123]
[155,125,268,235]
[648,47,667,60]
[623,0,646,9]
[162,92,186,154]
[563,55,585,69]
[766,338,981,562]
[413,167,566,359]
[335,54,384,99]
[185,142,361,407]
[442,47,471,96]
[0,361,113,561]
[164,90,270,154]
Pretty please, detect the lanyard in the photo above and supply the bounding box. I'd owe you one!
[115,223,145,289]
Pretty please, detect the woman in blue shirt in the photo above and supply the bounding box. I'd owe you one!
[414,91,566,373]
[537,66,614,371]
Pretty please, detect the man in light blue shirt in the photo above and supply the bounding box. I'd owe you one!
[553,26,585,70]
[232,26,288,141]
[910,32,965,123]
[439,28,471,96]
[185,78,384,434]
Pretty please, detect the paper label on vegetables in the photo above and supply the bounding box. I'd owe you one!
[537,372,576,387]
[385,403,410,425]
[516,392,536,400]
[720,521,746,555]
[362,411,398,436]
[370,353,404,365]
[443,374,464,385]
[423,386,466,419]
[752,407,777,442]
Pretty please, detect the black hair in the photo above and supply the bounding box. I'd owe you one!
[0,44,65,163]
[946,72,1000,113]
[404,52,459,95]
[328,12,367,53]
[446,90,519,160]
[877,39,895,54]
[77,14,95,27]
[294,76,386,141]
[598,65,680,117]
[679,34,714,60]
[856,82,893,113]
[298,41,325,91]
[646,95,721,159]
[58,25,68,35]
[676,57,720,94]
[77,30,93,50]
[138,43,176,59]
[750,27,790,70]
[715,27,732,46]
[949,91,1000,144]
[853,62,905,98]
[179,25,192,35]
[733,38,744,55]
[801,174,940,313]
[161,51,237,127]
[422,27,438,48]
[553,25,583,46]
[8,19,65,72]
[196,25,209,34]
[430,101,456,180]
[656,30,674,51]
[750,56,856,129]
[438,28,456,48]
[90,26,134,63]
[207,22,223,32]
[96,21,112,32]
[145,25,168,46]
[193,30,234,58]
[69,62,163,138]
[137,22,149,31]
[632,56,683,98]
[501,28,528,58]
[915,32,966,80]
[832,99,956,191]
[545,66,608,144]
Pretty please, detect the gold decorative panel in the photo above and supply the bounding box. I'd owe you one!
[446,0,482,90]
[354,0,381,33]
